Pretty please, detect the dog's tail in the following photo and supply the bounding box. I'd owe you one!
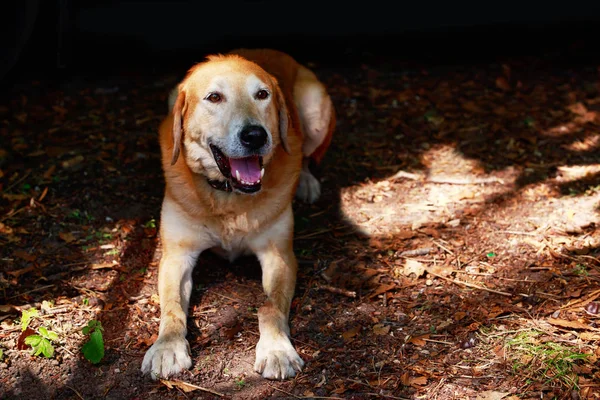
[167,86,179,114]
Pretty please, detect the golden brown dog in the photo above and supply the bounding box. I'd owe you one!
[141,48,335,380]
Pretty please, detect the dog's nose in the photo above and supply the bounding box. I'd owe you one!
[239,125,268,150]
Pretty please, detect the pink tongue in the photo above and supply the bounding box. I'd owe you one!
[229,156,261,183]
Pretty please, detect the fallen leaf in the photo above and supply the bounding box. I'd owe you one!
[59,232,76,243]
[419,227,440,238]
[17,327,37,350]
[409,376,427,386]
[13,249,36,262]
[579,332,600,340]
[61,155,84,169]
[408,334,430,346]
[476,391,510,400]
[6,265,35,278]
[372,323,390,336]
[0,304,20,315]
[428,264,453,277]
[2,193,29,201]
[368,283,397,299]
[396,229,416,239]
[454,311,467,321]
[547,318,596,331]
[403,259,425,278]
[495,76,511,91]
[342,325,361,342]
[160,379,223,396]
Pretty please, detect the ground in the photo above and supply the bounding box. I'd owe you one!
[1,38,600,400]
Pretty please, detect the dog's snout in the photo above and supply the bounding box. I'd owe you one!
[239,125,268,150]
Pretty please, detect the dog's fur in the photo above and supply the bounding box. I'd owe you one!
[141,48,335,380]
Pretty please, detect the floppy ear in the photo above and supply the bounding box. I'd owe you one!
[274,85,291,154]
[171,89,186,165]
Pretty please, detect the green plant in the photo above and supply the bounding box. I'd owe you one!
[21,308,39,331]
[506,330,589,389]
[143,218,156,228]
[573,264,588,276]
[81,320,105,364]
[24,326,58,358]
[235,377,246,389]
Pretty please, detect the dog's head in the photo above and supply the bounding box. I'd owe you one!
[169,54,290,194]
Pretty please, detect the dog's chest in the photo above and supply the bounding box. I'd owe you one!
[208,211,260,255]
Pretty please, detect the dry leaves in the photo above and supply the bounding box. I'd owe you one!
[547,318,597,331]
[160,379,223,396]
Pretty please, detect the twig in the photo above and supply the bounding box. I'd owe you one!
[161,380,224,397]
[65,385,85,400]
[432,240,454,255]
[389,170,504,185]
[425,268,514,297]
[398,247,435,257]
[560,289,600,311]
[315,284,356,298]
[8,284,55,299]
[295,228,333,240]
[4,170,32,193]
[499,230,538,236]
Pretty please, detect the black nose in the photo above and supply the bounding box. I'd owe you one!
[239,125,268,150]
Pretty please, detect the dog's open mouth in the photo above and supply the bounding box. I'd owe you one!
[210,144,264,193]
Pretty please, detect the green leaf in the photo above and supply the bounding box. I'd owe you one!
[0,349,3,360]
[25,335,55,358]
[82,330,104,364]
[21,308,39,331]
[38,326,48,337]
[46,330,59,341]
[24,335,42,347]
[39,339,54,358]
[486,252,497,258]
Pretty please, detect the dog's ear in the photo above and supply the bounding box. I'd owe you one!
[274,85,291,154]
[171,88,186,165]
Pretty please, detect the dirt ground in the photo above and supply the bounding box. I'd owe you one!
[2,33,600,400]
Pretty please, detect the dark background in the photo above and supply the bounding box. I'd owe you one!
[4,0,600,85]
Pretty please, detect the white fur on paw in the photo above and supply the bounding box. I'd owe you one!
[141,334,192,380]
[296,170,321,204]
[254,334,304,380]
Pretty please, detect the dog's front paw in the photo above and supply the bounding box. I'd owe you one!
[296,169,321,204]
[254,334,304,380]
[141,334,192,380]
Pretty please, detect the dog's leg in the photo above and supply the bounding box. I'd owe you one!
[249,206,304,380]
[141,198,210,379]
[296,158,321,204]
[294,65,335,204]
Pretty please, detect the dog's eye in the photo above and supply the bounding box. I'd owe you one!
[205,92,222,103]
[255,89,270,100]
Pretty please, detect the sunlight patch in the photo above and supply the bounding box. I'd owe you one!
[554,164,600,183]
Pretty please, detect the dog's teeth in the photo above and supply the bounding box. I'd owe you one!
[235,170,240,181]
[260,168,265,179]
[256,179,261,183]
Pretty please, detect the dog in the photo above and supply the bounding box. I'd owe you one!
[141,48,335,381]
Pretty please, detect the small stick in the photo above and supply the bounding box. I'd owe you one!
[295,228,333,240]
[425,268,514,297]
[389,170,504,185]
[65,385,85,400]
[399,247,434,257]
[432,240,454,255]
[160,380,224,397]
[315,284,356,298]
[8,284,55,299]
